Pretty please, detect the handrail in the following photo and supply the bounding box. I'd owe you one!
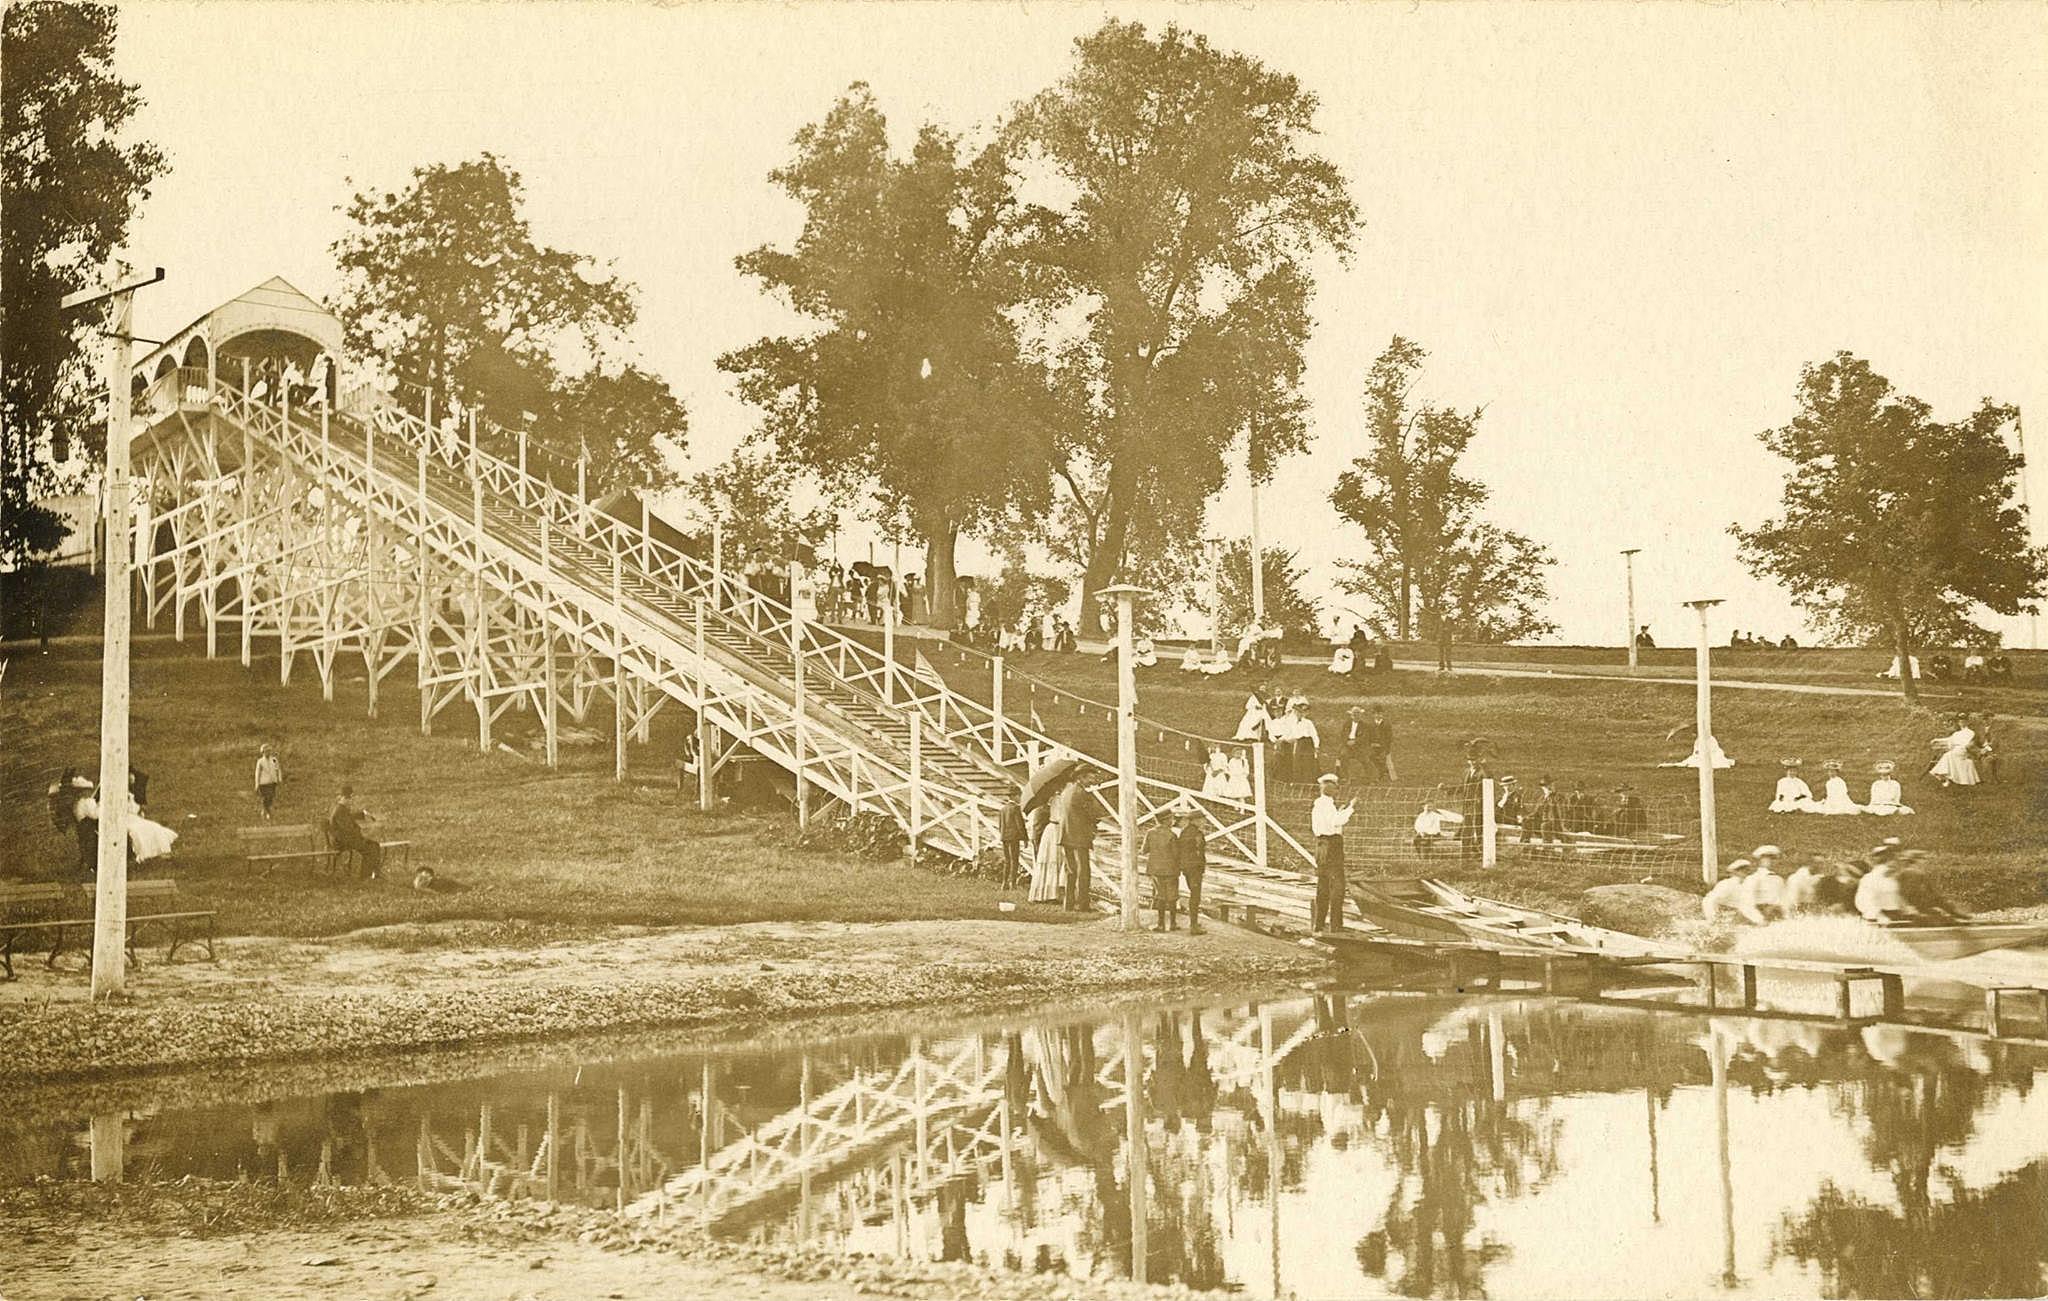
[209,381,1007,856]
[167,370,1318,873]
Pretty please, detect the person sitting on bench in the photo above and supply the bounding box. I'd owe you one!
[330,783,384,880]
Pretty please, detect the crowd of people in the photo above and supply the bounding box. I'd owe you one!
[1727,630,1800,649]
[1700,839,1963,927]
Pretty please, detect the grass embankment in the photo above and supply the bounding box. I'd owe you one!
[0,638,1053,939]
[902,634,2046,913]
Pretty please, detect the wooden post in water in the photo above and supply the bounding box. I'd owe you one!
[1123,1011,1149,1281]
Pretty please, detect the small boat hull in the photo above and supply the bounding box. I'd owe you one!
[1877,922,2048,962]
[1348,878,1680,959]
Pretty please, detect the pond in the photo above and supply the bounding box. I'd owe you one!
[10,982,2048,1299]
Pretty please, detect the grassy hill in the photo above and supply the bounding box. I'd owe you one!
[896,632,2045,913]
[0,639,1062,940]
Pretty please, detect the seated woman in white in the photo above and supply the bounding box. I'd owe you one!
[1181,645,1206,672]
[1133,636,1157,668]
[1863,761,1913,815]
[1329,646,1354,674]
[1234,694,1271,742]
[1814,760,1862,815]
[1769,760,1816,813]
[1929,722,1980,787]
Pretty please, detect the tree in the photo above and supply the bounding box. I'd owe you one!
[332,154,685,490]
[1732,354,2045,702]
[1332,338,1553,660]
[1010,21,1356,626]
[1,1,167,568]
[684,445,832,574]
[721,87,1056,629]
[1215,540,1322,643]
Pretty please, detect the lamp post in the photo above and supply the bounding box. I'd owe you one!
[1204,536,1224,658]
[1684,598,1724,885]
[1621,549,1641,673]
[1100,583,1152,930]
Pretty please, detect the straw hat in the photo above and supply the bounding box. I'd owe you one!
[1779,757,1803,769]
[1822,759,1843,772]
[1873,760,1896,775]
[1317,773,1340,787]
[1753,844,1782,861]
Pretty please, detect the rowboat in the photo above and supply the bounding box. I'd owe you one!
[1859,921,2048,962]
[1348,877,1684,960]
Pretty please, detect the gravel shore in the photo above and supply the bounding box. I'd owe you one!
[0,917,1325,1084]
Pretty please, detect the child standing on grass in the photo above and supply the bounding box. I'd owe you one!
[253,743,283,820]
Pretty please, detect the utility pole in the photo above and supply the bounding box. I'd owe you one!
[1204,536,1224,658]
[1248,470,1266,630]
[1684,598,1724,885]
[1101,584,1150,930]
[1621,549,1641,673]
[61,266,165,1002]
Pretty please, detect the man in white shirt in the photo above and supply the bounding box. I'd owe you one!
[1310,774,1355,933]
[1701,859,1752,923]
[1855,861,1908,923]
[1737,845,1786,924]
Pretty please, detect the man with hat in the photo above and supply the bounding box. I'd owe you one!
[1310,774,1356,933]
[1171,800,1208,934]
[1737,845,1786,924]
[1701,858,1753,923]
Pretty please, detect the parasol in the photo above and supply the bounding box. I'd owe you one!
[1020,753,1084,813]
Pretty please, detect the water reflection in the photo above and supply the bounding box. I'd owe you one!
[10,989,2048,1299]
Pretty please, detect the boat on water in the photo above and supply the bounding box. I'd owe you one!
[1349,878,2048,966]
[1347,878,1683,960]
[1798,919,2048,963]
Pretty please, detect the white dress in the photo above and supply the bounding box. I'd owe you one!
[1027,823,1063,903]
[1201,755,1230,798]
[1769,775,1816,813]
[1329,647,1354,674]
[1929,729,1980,786]
[93,794,178,861]
[1814,776,1862,816]
[1863,778,1913,816]
[1223,754,1253,800]
[1234,696,1271,742]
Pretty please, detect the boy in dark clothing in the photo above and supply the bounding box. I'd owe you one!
[998,795,1027,891]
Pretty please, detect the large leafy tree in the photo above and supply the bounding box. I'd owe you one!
[1215,540,1322,643]
[332,154,684,491]
[721,87,1056,629]
[1733,354,2045,701]
[1,1,167,567]
[684,445,832,574]
[1010,21,1356,628]
[1333,338,1552,657]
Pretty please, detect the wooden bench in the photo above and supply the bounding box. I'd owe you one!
[0,883,69,980]
[40,879,219,971]
[238,823,336,877]
[322,824,413,879]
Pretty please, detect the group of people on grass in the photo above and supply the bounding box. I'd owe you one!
[1701,839,1963,927]
[1232,687,1398,789]
[1769,758,1915,815]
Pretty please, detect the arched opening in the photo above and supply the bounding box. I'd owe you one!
[154,355,178,382]
[216,327,328,399]
[182,335,210,373]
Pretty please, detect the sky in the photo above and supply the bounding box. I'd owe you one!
[110,1,2048,646]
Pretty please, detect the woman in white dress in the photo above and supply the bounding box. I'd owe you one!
[1813,760,1863,815]
[1234,694,1271,743]
[1201,749,1230,798]
[1928,719,1981,787]
[1769,759,1816,813]
[1328,646,1354,674]
[1863,760,1913,815]
[1223,749,1253,800]
[1027,813,1063,904]
[81,790,179,862]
